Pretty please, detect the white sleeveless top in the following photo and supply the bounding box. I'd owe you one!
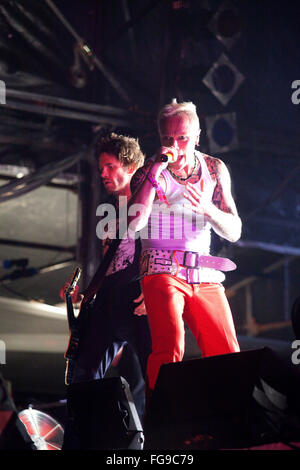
[140,151,215,253]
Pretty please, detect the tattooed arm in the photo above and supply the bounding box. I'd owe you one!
[130,158,153,196]
[208,158,242,242]
[183,156,242,242]
[203,157,242,242]
[128,157,167,232]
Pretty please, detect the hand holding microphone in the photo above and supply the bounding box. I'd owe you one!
[158,147,178,163]
[151,147,178,180]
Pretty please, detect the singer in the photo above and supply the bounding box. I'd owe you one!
[128,100,242,400]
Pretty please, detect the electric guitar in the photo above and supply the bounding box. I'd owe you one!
[64,267,87,385]
[63,234,124,385]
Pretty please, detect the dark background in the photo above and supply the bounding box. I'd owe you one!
[0,0,299,406]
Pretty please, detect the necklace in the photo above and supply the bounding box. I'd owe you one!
[168,153,198,182]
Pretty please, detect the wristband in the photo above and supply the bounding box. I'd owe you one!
[147,172,169,207]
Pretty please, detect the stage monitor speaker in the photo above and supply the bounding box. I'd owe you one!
[0,374,36,450]
[144,348,266,450]
[65,376,144,450]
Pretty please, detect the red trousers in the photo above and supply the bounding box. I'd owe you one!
[142,274,240,390]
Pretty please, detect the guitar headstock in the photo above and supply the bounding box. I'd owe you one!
[64,267,82,297]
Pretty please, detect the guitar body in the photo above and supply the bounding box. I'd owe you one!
[64,294,94,385]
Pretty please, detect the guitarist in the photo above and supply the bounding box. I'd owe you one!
[62,133,151,449]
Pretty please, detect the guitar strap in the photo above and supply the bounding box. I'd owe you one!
[82,230,125,304]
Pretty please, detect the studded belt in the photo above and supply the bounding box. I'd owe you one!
[140,249,236,284]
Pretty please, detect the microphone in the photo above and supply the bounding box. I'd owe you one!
[159,148,178,163]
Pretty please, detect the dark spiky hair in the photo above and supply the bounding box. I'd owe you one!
[95,132,145,169]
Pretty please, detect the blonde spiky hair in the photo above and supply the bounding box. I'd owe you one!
[157,99,200,134]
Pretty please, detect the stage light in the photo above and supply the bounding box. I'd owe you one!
[202,53,244,106]
[172,0,189,10]
[208,0,241,49]
[204,112,238,154]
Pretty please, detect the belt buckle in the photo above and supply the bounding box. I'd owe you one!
[186,268,200,284]
[183,251,199,268]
